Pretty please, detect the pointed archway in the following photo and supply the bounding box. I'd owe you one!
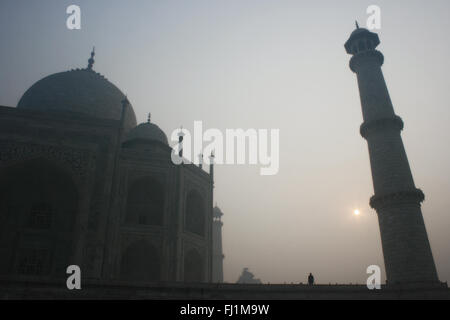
[120,240,160,282]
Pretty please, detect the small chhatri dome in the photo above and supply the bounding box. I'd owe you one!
[17,49,137,131]
[213,206,223,218]
[345,22,380,55]
[349,21,371,38]
[124,119,169,145]
[350,27,370,37]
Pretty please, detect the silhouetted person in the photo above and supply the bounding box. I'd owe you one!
[308,273,314,286]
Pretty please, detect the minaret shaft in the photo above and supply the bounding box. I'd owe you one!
[212,206,224,283]
[355,57,395,121]
[346,29,439,285]
[212,220,224,282]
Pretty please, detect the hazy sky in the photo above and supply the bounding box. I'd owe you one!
[1,0,450,285]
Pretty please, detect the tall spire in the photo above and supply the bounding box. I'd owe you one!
[209,150,215,183]
[147,112,151,123]
[87,46,95,70]
[212,203,224,283]
[355,20,360,29]
[121,95,129,107]
[119,95,129,128]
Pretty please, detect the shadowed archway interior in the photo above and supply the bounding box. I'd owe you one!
[0,159,78,277]
[125,177,165,226]
[185,190,205,237]
[184,248,204,282]
[120,240,161,282]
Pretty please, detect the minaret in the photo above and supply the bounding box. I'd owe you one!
[345,25,439,285]
[212,206,224,283]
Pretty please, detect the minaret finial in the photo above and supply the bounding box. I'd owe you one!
[147,113,151,123]
[121,95,129,106]
[120,95,129,127]
[88,46,95,70]
[355,20,360,29]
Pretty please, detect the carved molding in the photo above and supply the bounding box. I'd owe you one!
[0,141,93,178]
[370,188,425,211]
[360,115,404,139]
[182,240,206,259]
[350,50,384,73]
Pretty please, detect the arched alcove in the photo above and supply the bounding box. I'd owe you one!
[184,248,204,283]
[0,159,78,276]
[125,177,164,226]
[120,240,160,282]
[185,190,205,236]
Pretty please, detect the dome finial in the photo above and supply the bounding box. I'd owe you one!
[355,20,360,29]
[87,46,95,70]
[147,112,151,123]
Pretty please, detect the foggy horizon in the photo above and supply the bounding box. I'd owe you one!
[1,0,450,285]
